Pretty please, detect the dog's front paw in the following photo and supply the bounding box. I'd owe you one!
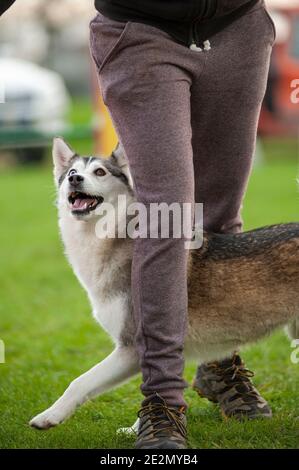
[116,418,140,435]
[116,426,136,435]
[29,408,64,430]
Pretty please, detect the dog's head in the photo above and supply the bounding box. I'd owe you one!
[53,137,134,221]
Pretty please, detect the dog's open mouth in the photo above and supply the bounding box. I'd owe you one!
[68,191,104,215]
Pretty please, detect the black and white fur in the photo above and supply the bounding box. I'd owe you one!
[30,138,141,431]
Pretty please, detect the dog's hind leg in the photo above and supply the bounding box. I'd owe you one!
[29,346,139,430]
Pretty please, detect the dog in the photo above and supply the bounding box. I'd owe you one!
[29,137,299,431]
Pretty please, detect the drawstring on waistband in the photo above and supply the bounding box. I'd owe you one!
[189,40,211,52]
[203,40,211,51]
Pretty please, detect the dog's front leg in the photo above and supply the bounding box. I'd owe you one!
[29,346,139,430]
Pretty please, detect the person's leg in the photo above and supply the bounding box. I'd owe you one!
[190,4,275,418]
[90,16,206,410]
[191,5,274,234]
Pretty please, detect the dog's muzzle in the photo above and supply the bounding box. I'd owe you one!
[68,191,104,215]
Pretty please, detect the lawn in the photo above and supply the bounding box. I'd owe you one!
[0,139,299,449]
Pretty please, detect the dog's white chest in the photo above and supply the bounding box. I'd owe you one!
[59,214,132,344]
[92,296,127,342]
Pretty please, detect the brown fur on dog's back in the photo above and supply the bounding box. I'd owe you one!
[185,223,299,361]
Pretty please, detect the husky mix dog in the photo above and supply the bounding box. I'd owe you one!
[30,138,299,431]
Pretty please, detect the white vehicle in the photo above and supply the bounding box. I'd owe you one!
[0,58,70,163]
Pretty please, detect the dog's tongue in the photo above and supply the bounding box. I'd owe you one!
[72,197,95,210]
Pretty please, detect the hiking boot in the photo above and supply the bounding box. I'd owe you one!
[192,353,272,420]
[135,394,187,449]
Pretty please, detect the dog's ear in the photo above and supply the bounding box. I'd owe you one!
[111,142,127,169]
[110,142,134,189]
[52,137,76,183]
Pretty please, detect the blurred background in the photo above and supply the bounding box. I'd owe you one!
[0,0,114,167]
[1,0,299,450]
[1,0,299,164]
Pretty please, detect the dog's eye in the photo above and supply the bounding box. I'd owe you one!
[69,169,77,176]
[95,168,106,177]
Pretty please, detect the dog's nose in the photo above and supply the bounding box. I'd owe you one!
[68,174,84,186]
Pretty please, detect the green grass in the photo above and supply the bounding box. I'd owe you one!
[1,140,299,449]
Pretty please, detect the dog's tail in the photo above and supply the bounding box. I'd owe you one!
[286,319,299,340]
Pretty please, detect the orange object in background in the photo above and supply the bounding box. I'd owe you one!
[260,1,299,136]
[97,90,118,156]
[92,66,118,156]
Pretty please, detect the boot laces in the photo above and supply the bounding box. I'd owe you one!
[210,355,260,402]
[138,399,186,439]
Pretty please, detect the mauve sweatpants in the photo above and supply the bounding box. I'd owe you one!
[90,2,274,407]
